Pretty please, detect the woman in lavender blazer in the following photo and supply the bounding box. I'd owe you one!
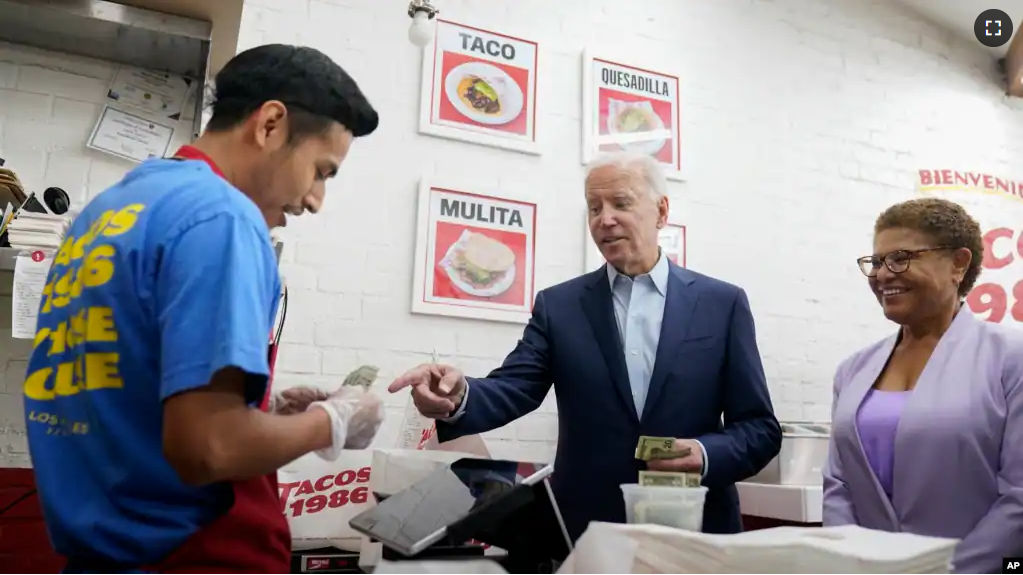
[823,198,1023,574]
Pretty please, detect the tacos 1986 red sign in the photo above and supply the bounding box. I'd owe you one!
[412,180,537,324]
[419,20,540,155]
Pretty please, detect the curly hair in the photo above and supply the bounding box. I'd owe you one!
[874,197,984,297]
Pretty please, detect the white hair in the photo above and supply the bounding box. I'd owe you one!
[584,151,667,200]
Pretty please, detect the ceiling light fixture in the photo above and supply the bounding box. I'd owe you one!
[407,0,439,47]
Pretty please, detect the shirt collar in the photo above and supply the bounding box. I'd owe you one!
[606,250,669,296]
[172,145,226,179]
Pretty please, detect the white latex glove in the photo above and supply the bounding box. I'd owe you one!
[310,387,385,461]
[267,385,329,415]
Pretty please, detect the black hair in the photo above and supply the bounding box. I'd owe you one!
[205,44,378,141]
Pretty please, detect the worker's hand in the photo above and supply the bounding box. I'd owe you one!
[269,385,329,415]
[310,387,385,461]
[388,363,466,419]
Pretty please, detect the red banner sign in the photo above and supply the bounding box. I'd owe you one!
[278,466,371,519]
[966,227,1023,325]
[917,169,1023,202]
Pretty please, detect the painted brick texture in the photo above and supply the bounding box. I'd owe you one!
[0,0,1021,469]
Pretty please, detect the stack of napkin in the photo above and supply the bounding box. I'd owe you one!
[5,210,71,251]
[560,522,957,574]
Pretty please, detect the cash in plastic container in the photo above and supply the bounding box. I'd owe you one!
[620,484,709,532]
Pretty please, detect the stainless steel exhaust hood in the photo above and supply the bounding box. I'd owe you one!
[0,0,212,136]
[0,0,211,78]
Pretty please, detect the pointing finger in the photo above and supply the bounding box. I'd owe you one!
[388,367,427,393]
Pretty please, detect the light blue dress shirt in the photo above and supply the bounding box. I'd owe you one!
[447,250,706,476]
[606,251,668,417]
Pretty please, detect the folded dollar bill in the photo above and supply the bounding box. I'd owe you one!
[634,436,692,461]
[638,470,701,488]
[342,365,380,389]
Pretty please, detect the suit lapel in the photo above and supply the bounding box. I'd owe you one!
[581,268,638,422]
[642,266,698,421]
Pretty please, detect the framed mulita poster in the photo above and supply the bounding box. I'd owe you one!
[411,179,538,324]
[581,50,683,180]
[418,19,540,156]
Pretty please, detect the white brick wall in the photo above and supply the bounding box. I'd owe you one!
[3,0,1023,468]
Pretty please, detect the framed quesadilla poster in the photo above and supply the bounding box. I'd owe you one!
[582,49,683,181]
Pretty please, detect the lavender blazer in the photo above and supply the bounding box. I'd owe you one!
[823,309,1023,573]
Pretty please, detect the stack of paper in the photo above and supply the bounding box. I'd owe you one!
[5,211,71,251]
[560,522,958,574]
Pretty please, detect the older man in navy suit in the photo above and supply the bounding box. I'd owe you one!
[389,151,781,543]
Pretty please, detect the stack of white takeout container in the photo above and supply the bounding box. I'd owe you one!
[558,522,958,574]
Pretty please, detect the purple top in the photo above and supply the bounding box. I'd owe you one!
[856,389,911,498]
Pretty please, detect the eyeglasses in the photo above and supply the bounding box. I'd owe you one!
[856,247,953,277]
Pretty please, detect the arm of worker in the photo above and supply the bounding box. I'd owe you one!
[158,212,334,486]
[435,290,555,441]
[693,288,782,488]
[822,360,858,526]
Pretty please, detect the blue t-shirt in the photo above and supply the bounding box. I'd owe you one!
[22,156,281,565]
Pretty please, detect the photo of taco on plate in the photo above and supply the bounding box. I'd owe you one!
[451,232,515,291]
[457,75,502,115]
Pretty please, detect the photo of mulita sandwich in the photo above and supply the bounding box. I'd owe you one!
[440,230,517,297]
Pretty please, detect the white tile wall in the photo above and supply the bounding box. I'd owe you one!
[2,0,1023,468]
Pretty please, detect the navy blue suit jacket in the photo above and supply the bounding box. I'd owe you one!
[436,263,782,542]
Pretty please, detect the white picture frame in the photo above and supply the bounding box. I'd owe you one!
[411,178,538,324]
[418,19,541,156]
[581,49,684,181]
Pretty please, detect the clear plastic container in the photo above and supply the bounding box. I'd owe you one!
[620,483,708,532]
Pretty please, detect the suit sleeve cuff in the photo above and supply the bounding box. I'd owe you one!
[440,378,469,423]
[694,439,709,478]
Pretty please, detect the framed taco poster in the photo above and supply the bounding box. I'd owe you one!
[411,179,538,324]
[418,19,540,155]
[581,50,683,180]
[583,219,687,273]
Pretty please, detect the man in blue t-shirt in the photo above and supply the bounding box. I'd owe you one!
[23,44,383,573]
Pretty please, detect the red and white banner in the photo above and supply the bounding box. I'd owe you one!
[279,451,374,552]
[916,169,1023,329]
[966,226,1023,326]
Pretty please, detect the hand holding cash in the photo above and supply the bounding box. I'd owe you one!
[634,436,703,487]
[630,437,706,530]
[634,436,692,461]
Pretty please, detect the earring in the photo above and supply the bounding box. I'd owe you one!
[953,277,961,286]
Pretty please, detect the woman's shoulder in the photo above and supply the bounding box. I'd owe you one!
[972,320,1023,383]
[973,317,1023,347]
